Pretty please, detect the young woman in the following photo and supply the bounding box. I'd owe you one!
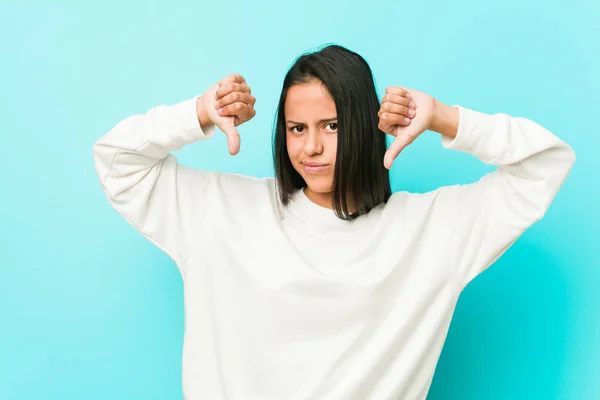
[93,45,575,399]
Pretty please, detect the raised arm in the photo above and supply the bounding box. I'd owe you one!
[92,74,256,275]
[379,87,576,288]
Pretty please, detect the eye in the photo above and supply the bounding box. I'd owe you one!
[290,126,305,134]
[325,123,338,132]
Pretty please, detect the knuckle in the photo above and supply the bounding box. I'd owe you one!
[222,74,235,85]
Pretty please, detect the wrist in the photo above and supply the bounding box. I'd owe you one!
[429,99,459,139]
[196,95,213,129]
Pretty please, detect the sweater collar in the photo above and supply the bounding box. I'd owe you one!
[286,188,351,230]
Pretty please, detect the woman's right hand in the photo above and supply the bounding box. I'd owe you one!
[197,74,256,155]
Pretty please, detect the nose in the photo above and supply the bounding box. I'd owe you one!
[303,130,323,156]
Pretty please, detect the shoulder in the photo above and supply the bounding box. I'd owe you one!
[172,164,277,210]
[385,179,492,229]
[176,164,274,192]
[213,171,276,195]
[383,185,467,223]
[199,170,278,212]
[386,187,443,211]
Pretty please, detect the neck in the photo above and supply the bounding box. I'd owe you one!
[303,187,358,214]
[303,187,334,209]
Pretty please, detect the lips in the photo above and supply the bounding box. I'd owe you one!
[302,162,329,173]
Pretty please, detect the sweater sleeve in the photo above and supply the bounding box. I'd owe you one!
[92,95,216,275]
[432,106,576,290]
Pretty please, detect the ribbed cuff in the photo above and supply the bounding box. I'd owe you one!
[441,105,497,164]
[177,95,216,144]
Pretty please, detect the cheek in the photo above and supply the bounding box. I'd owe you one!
[325,134,338,162]
[286,136,302,163]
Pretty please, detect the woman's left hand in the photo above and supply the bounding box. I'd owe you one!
[378,86,436,169]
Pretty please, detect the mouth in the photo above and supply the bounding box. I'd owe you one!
[302,162,329,174]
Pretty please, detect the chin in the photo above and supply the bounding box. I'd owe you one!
[303,177,333,194]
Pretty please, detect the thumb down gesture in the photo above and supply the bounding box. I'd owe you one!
[200,74,256,155]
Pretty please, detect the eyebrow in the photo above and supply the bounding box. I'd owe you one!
[286,117,337,125]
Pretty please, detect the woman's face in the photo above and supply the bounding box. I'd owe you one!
[285,80,338,207]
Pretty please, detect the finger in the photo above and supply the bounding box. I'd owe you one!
[219,74,246,86]
[378,103,415,119]
[384,134,415,169]
[217,102,252,118]
[378,120,393,132]
[385,86,412,98]
[216,83,251,99]
[381,93,415,108]
[218,118,241,155]
[380,112,412,127]
[215,92,255,109]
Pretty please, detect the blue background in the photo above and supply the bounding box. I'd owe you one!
[1,0,598,399]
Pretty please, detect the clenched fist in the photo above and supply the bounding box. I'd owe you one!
[197,74,256,155]
[378,86,436,169]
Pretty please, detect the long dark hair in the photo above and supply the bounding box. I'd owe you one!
[273,44,391,221]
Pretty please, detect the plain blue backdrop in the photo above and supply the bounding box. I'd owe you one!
[1,0,598,399]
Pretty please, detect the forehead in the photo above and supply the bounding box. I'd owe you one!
[284,81,337,120]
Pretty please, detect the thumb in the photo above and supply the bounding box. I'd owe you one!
[218,118,241,155]
[383,134,414,169]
